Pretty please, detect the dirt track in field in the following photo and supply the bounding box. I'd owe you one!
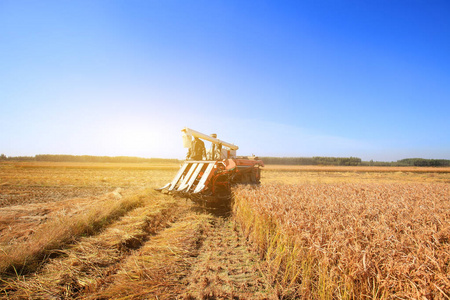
[182,215,275,299]
[0,190,275,299]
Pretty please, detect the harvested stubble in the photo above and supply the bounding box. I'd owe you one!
[1,191,188,299]
[86,212,212,300]
[0,188,148,275]
[0,162,178,206]
[233,183,450,299]
[0,185,114,208]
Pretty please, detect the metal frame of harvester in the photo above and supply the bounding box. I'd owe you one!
[156,128,264,206]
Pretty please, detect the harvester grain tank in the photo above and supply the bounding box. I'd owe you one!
[156,128,264,205]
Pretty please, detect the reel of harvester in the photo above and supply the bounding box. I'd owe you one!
[156,128,264,210]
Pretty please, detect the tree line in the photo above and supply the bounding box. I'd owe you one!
[396,158,450,167]
[0,154,179,164]
[1,154,449,167]
[259,156,363,166]
[259,156,450,167]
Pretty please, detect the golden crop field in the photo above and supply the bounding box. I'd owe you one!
[0,161,449,299]
[234,183,449,299]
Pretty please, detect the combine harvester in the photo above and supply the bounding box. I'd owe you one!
[156,128,264,207]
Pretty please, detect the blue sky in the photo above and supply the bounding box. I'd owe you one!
[1,1,449,161]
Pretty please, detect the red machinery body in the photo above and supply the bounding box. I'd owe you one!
[156,128,263,206]
[156,157,264,204]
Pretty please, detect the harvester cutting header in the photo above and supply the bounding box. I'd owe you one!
[157,128,264,205]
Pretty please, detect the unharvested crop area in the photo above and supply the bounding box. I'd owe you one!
[0,161,449,299]
[234,183,449,299]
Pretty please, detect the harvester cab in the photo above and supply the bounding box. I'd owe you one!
[156,128,264,205]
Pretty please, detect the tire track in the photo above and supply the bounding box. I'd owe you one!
[182,216,276,299]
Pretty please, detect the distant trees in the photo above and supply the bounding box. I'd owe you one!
[396,158,450,167]
[34,155,180,164]
[3,154,180,164]
[362,158,450,167]
[259,156,362,166]
[258,156,450,167]
[258,157,316,165]
[313,156,362,166]
[2,154,449,167]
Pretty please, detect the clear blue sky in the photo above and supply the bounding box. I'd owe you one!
[1,1,449,161]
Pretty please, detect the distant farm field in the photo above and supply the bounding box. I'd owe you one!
[0,162,449,299]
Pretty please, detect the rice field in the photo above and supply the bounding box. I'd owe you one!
[233,183,450,299]
[0,161,449,299]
